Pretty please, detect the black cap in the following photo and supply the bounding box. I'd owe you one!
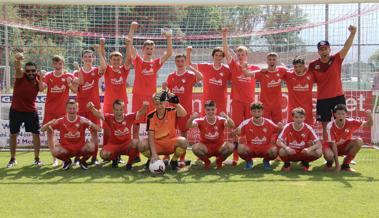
[317,40,330,49]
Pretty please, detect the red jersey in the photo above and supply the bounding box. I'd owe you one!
[309,53,344,100]
[278,122,319,150]
[132,55,162,96]
[44,72,75,115]
[229,59,260,103]
[326,118,363,143]
[193,116,227,145]
[11,74,40,112]
[238,118,279,146]
[51,115,90,148]
[166,71,197,113]
[283,70,314,123]
[197,63,230,109]
[104,113,136,145]
[74,67,101,113]
[255,67,287,107]
[103,65,129,107]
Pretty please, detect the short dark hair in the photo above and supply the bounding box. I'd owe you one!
[113,99,125,108]
[24,62,37,69]
[204,100,216,108]
[52,55,65,63]
[66,99,77,106]
[292,107,306,116]
[333,104,347,113]
[211,47,224,57]
[292,56,305,65]
[250,102,264,110]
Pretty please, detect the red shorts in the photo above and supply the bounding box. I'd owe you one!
[60,143,85,157]
[246,144,274,158]
[177,114,190,132]
[202,142,223,157]
[43,112,65,124]
[78,111,100,126]
[102,141,134,160]
[132,94,155,124]
[154,137,180,155]
[279,148,319,162]
[263,104,282,124]
[231,100,251,126]
[322,140,353,156]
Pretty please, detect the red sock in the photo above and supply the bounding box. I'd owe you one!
[127,148,138,165]
[233,150,239,162]
[179,151,186,162]
[55,153,70,162]
[198,155,210,165]
[343,154,356,165]
[92,144,98,160]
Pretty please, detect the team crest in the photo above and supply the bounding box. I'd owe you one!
[75,123,80,127]
[182,79,186,83]
[276,73,280,77]
[345,129,350,133]
[263,128,267,133]
[122,121,126,125]
[301,133,306,138]
[91,73,95,76]
[220,73,223,77]
[315,65,320,70]
[62,78,65,82]
[306,76,311,80]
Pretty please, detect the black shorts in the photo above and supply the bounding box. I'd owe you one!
[9,107,40,134]
[316,95,346,122]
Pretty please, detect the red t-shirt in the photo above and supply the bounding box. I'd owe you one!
[197,63,230,110]
[283,70,314,121]
[104,113,136,145]
[326,118,363,143]
[132,55,162,96]
[193,116,227,145]
[309,53,344,100]
[103,65,129,107]
[166,71,197,113]
[51,115,90,148]
[229,59,260,103]
[44,72,75,115]
[278,122,319,150]
[238,118,279,146]
[74,67,102,113]
[255,67,287,107]
[11,74,40,112]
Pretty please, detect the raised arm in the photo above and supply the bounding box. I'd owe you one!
[128,21,138,60]
[73,62,84,85]
[124,37,132,70]
[339,25,357,59]
[242,62,260,77]
[136,101,150,120]
[186,112,199,129]
[187,65,203,81]
[36,70,46,92]
[362,110,373,128]
[174,103,187,118]
[67,75,79,93]
[14,53,24,79]
[87,101,104,120]
[40,119,57,132]
[160,30,173,65]
[222,28,232,64]
[186,46,198,69]
[219,112,235,128]
[98,38,107,72]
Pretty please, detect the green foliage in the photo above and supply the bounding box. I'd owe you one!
[369,49,379,70]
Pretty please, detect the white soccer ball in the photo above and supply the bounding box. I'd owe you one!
[149,159,166,174]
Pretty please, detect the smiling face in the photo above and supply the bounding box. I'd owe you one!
[267,55,277,68]
[294,63,306,75]
[212,51,224,64]
[318,46,331,59]
[82,52,94,65]
[109,54,122,67]
[236,50,248,63]
[251,108,263,119]
[334,110,347,122]
[66,102,78,116]
[175,56,186,70]
[52,60,64,71]
[24,64,37,80]
[205,105,217,118]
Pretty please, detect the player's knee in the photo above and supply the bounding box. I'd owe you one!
[353,138,363,148]
[314,148,323,158]
[237,144,247,155]
[268,147,278,158]
[100,151,111,160]
[323,148,334,161]
[85,142,95,153]
[177,137,189,148]
[224,142,235,153]
[278,148,287,157]
[138,139,149,152]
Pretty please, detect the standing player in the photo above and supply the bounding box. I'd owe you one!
[234,102,281,170]
[309,25,357,140]
[138,91,189,171]
[243,52,287,124]
[40,100,101,170]
[128,21,173,141]
[222,27,260,165]
[6,53,43,168]
[282,56,315,125]
[187,101,235,169]
[74,49,103,165]
[186,46,231,114]
[41,55,79,166]
[98,37,131,146]
[87,100,149,170]
[324,104,373,172]
[277,108,322,171]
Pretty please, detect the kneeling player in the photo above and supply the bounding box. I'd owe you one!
[138,91,189,171]
[323,104,373,172]
[87,99,149,170]
[277,108,322,171]
[187,101,235,169]
[41,100,101,170]
[234,102,281,170]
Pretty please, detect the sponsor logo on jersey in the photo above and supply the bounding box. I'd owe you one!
[51,85,66,93]
[209,78,223,86]
[111,77,124,85]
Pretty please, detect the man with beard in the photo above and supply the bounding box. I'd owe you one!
[6,53,44,168]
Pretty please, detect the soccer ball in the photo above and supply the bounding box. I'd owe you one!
[149,160,166,174]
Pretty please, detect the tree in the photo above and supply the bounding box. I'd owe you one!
[369,49,379,70]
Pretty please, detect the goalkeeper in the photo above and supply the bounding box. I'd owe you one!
[138,90,189,171]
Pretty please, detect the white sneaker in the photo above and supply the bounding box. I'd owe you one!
[6,159,17,168]
[52,159,59,167]
[223,159,235,165]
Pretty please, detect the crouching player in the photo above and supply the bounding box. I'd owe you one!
[187,101,235,169]
[41,100,101,170]
[87,99,149,170]
[138,91,189,171]
[277,108,322,171]
[234,102,281,170]
[324,104,373,172]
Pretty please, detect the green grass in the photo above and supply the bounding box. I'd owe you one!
[0,150,379,218]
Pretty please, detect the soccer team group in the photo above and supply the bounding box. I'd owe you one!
[7,22,373,173]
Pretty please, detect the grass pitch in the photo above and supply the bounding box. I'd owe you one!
[0,150,378,218]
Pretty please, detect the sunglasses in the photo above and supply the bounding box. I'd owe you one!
[25,69,37,73]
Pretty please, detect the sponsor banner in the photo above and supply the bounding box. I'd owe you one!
[0,91,373,147]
